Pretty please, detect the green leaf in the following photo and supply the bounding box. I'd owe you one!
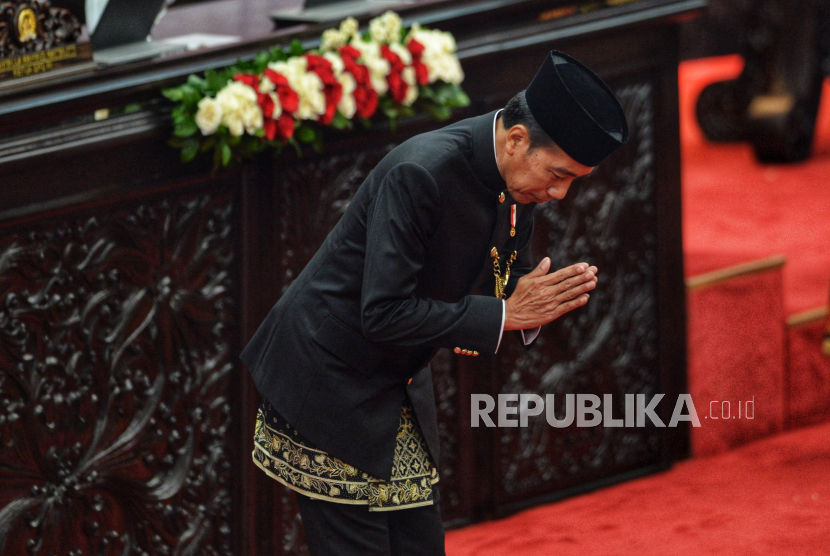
[162,87,185,101]
[330,111,352,130]
[187,74,207,91]
[174,118,199,137]
[253,51,271,73]
[205,69,229,94]
[289,39,305,57]
[123,103,142,114]
[420,102,452,121]
[181,138,200,163]
[221,142,232,166]
[269,46,288,63]
[288,137,303,157]
[296,124,316,144]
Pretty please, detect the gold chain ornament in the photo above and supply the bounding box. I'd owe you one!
[491,247,517,299]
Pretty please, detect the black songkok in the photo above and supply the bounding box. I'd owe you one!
[525,50,629,167]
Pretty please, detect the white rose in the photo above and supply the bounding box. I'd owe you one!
[224,111,245,137]
[340,17,359,38]
[323,52,345,75]
[269,57,326,120]
[214,81,261,136]
[241,102,264,135]
[337,72,357,118]
[401,66,418,106]
[195,96,222,135]
[296,71,326,120]
[375,11,402,43]
[321,28,347,52]
[349,39,390,95]
[216,81,257,112]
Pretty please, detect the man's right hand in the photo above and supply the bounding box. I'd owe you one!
[503,258,597,331]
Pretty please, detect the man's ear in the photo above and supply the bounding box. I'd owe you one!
[505,125,529,155]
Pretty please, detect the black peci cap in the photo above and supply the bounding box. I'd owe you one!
[524,50,629,167]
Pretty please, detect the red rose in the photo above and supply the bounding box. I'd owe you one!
[380,45,406,73]
[258,92,275,118]
[263,69,300,114]
[406,39,430,86]
[353,85,378,119]
[276,113,295,139]
[233,73,260,90]
[263,118,277,140]
[263,113,295,141]
[407,38,425,57]
[304,54,342,125]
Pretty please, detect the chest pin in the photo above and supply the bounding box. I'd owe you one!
[510,204,516,237]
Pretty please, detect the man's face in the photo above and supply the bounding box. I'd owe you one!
[498,123,594,204]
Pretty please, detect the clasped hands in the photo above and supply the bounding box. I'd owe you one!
[503,258,598,331]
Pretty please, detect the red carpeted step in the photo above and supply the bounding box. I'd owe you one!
[446,421,830,556]
[786,308,830,428]
[686,258,787,456]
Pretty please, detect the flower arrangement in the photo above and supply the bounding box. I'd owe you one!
[162,11,470,170]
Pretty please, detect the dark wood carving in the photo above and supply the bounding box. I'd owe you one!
[492,80,662,508]
[0,188,237,555]
[0,1,81,58]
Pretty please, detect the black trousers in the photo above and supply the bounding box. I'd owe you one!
[295,488,446,556]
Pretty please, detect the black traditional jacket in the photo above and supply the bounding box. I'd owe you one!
[240,110,535,481]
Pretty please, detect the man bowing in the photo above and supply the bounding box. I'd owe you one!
[241,50,629,556]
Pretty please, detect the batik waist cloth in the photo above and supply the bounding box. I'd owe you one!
[252,396,440,512]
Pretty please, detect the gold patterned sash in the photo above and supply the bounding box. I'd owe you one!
[252,397,439,511]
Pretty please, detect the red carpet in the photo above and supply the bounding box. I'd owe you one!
[680,55,830,315]
[445,421,830,556]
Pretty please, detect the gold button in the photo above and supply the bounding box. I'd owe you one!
[499,192,505,203]
[454,347,462,354]
[490,247,498,258]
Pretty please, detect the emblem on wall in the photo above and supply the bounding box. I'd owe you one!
[15,6,37,43]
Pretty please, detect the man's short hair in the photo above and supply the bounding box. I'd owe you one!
[502,90,555,151]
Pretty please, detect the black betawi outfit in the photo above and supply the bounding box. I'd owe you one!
[240,50,628,556]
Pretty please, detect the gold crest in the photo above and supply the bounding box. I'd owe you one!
[16,7,37,43]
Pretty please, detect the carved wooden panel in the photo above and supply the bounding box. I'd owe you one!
[0,187,237,555]
[493,79,663,507]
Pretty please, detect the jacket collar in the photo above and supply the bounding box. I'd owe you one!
[470,109,508,195]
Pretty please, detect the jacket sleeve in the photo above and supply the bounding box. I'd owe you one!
[360,162,504,353]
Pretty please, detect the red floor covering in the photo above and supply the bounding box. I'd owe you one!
[680,56,830,314]
[445,421,830,556]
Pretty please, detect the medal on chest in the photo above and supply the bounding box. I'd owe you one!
[491,195,518,299]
